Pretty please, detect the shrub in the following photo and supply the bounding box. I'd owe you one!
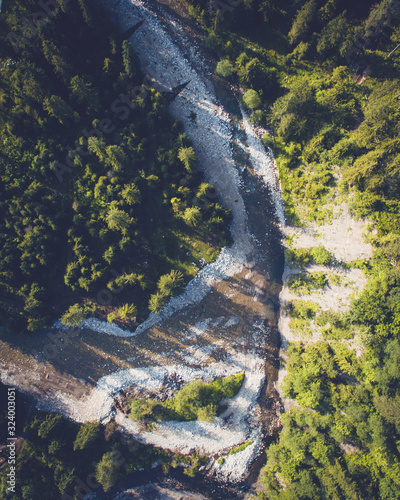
[316,310,352,339]
[243,89,262,109]
[285,247,312,268]
[288,271,328,294]
[229,440,254,455]
[130,374,244,423]
[216,59,234,77]
[288,300,320,320]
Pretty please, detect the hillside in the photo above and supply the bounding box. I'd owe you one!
[0,0,231,333]
[180,0,400,497]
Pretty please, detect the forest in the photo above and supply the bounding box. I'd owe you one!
[0,0,231,333]
[178,0,400,497]
[2,0,400,498]
[0,402,205,498]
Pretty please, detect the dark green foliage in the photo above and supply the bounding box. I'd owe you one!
[95,449,123,492]
[73,421,100,451]
[0,409,169,498]
[288,0,317,46]
[0,0,231,332]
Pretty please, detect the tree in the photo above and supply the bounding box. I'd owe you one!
[60,303,87,326]
[87,136,106,161]
[122,39,138,78]
[182,206,202,227]
[70,75,99,109]
[118,303,137,319]
[105,145,127,172]
[43,95,78,124]
[157,270,184,296]
[23,283,45,314]
[95,450,123,492]
[243,89,261,109]
[317,12,350,56]
[78,0,94,27]
[148,292,168,313]
[121,183,141,205]
[73,422,100,451]
[105,205,133,232]
[64,261,80,290]
[216,59,234,77]
[178,147,197,173]
[270,78,316,141]
[288,0,317,45]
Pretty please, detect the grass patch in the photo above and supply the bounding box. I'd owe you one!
[329,273,343,286]
[229,440,254,455]
[130,374,244,424]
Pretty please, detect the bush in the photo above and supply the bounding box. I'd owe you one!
[288,300,320,320]
[316,310,352,339]
[285,247,312,268]
[243,89,262,109]
[216,59,234,77]
[311,246,333,265]
[130,399,162,421]
[288,271,328,294]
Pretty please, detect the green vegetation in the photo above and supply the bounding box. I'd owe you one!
[311,245,333,266]
[243,89,262,109]
[216,59,234,77]
[95,449,123,492]
[287,299,320,337]
[0,411,162,498]
[285,245,333,268]
[0,0,231,333]
[288,271,328,294]
[316,309,353,340]
[229,440,254,455]
[180,0,400,497]
[130,373,244,423]
[0,406,210,498]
